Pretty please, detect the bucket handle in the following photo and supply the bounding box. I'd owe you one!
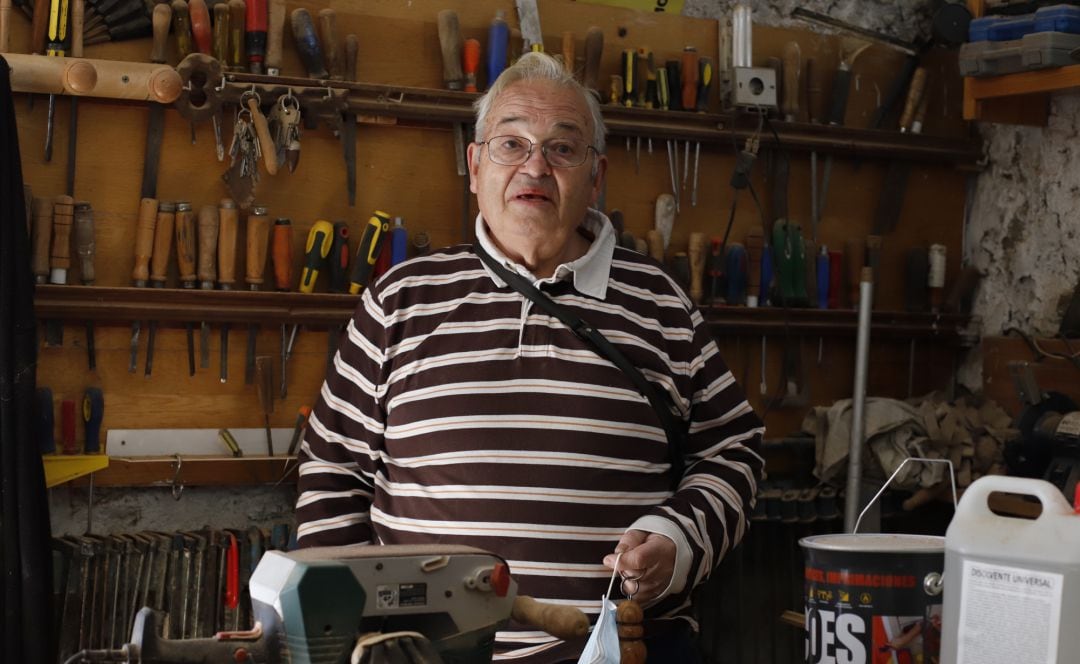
[854,457,957,534]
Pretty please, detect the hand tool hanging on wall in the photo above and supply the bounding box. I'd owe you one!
[289,8,326,79]
[175,201,198,376]
[873,67,927,236]
[65,0,84,194]
[73,201,96,369]
[515,0,543,52]
[349,211,390,295]
[217,198,239,382]
[464,38,481,92]
[45,195,73,346]
[286,219,333,379]
[145,201,176,377]
[561,31,574,77]
[317,8,341,80]
[171,0,192,58]
[129,197,158,373]
[197,204,218,369]
[328,221,349,293]
[255,356,274,455]
[487,9,508,88]
[43,0,71,161]
[244,206,270,384]
[816,37,869,222]
[188,0,210,55]
[264,0,284,76]
[245,0,266,74]
[272,218,292,398]
[583,27,603,98]
[343,30,359,206]
[437,10,470,239]
[227,0,245,72]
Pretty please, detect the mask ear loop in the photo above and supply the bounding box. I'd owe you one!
[604,552,623,600]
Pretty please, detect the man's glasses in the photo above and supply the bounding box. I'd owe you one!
[477,135,598,169]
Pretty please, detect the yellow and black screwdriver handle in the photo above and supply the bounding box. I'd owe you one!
[299,219,333,294]
[348,210,391,295]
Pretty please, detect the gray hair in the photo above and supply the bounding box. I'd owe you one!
[473,51,606,154]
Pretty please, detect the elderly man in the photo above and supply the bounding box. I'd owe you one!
[295,52,764,663]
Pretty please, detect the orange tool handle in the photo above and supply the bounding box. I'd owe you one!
[217,199,239,288]
[681,47,699,111]
[131,197,158,286]
[197,204,219,287]
[175,202,197,285]
[245,0,267,72]
[149,202,176,285]
[225,533,239,609]
[245,207,271,288]
[272,218,294,291]
[189,0,212,54]
[561,31,574,76]
[463,38,480,93]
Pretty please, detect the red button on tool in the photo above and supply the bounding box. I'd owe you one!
[491,562,511,597]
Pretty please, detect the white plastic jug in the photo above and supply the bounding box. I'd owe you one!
[940,475,1080,664]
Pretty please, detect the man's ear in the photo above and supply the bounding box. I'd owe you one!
[590,155,608,206]
[467,142,480,194]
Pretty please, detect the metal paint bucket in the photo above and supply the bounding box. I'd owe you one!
[801,533,945,664]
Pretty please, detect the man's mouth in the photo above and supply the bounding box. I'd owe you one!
[513,190,552,203]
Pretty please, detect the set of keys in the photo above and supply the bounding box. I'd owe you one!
[222,91,303,207]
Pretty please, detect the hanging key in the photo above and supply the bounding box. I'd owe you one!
[223,104,260,208]
[268,91,302,173]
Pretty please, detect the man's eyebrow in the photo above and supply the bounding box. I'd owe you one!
[493,116,586,136]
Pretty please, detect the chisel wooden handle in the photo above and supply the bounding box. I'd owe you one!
[781,41,800,121]
[245,206,270,288]
[806,57,821,123]
[345,34,358,83]
[265,0,285,75]
[189,0,211,54]
[50,195,74,284]
[681,47,698,111]
[317,8,340,80]
[32,197,53,283]
[561,30,574,76]
[73,202,94,284]
[511,596,589,641]
[31,0,49,54]
[212,2,229,62]
[150,201,176,286]
[899,67,927,132]
[272,218,293,290]
[132,197,158,286]
[646,229,664,263]
[290,8,326,79]
[583,27,603,95]
[71,0,84,58]
[228,0,245,72]
[197,204,219,288]
[437,10,463,91]
[246,96,278,175]
[171,0,192,59]
[0,0,11,54]
[688,232,706,304]
[174,201,197,286]
[218,199,238,288]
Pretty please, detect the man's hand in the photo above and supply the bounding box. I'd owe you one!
[602,530,676,605]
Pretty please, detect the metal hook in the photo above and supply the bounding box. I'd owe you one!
[214,75,227,92]
[170,454,185,501]
[323,83,335,100]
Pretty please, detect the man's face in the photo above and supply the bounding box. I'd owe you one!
[468,79,607,258]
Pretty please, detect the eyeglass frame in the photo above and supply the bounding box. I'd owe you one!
[475,134,601,169]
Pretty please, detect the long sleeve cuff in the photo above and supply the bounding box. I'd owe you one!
[627,514,692,603]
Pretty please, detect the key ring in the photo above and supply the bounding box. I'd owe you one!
[620,571,641,600]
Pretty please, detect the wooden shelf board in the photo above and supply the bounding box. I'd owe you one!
[68,455,299,488]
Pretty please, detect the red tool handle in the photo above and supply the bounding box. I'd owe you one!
[245,0,268,73]
[225,533,239,608]
[61,399,77,454]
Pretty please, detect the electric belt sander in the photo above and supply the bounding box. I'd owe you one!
[116,544,587,664]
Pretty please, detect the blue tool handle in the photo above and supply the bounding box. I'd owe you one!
[37,387,55,454]
[725,244,748,305]
[487,13,509,89]
[390,223,408,266]
[271,523,290,550]
[759,245,774,306]
[816,249,830,309]
[83,387,105,453]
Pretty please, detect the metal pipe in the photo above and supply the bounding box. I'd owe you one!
[844,266,874,532]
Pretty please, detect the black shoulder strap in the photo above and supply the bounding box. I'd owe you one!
[474,243,685,486]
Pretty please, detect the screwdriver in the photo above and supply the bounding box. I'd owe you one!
[463,38,481,93]
[174,201,197,376]
[487,9,508,89]
[227,0,245,72]
[390,217,408,266]
[73,201,96,370]
[255,355,274,455]
[272,218,293,398]
[82,387,104,454]
[245,0,267,74]
[197,204,219,369]
[317,8,340,80]
[188,0,211,55]
[129,197,158,373]
[287,219,333,368]
[44,0,71,162]
[218,198,239,382]
[145,201,175,377]
[245,206,270,384]
[289,8,326,79]
[171,0,192,59]
[328,221,349,293]
[348,211,390,295]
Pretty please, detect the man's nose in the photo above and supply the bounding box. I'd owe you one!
[518,144,553,176]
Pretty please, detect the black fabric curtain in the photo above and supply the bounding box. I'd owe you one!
[1,55,56,663]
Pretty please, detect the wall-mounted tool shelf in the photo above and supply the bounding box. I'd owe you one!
[35,284,971,340]
[66,455,298,488]
[5,53,984,166]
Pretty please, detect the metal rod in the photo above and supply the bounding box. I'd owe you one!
[844,267,874,532]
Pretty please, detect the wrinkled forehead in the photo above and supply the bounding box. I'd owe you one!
[487,80,593,139]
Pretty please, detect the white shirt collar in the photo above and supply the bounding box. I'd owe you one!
[474,208,616,299]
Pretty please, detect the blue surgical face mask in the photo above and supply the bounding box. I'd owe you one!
[577,553,625,664]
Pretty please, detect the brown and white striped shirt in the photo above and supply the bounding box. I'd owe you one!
[295,210,764,662]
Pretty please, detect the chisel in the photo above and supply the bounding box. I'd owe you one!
[255,356,274,456]
[65,0,84,193]
[344,30,358,206]
[227,0,245,72]
[46,195,74,346]
[197,205,219,369]
[272,218,293,398]
[174,201,197,376]
[129,197,158,373]
[464,38,481,92]
[43,0,71,162]
[145,201,175,377]
[73,201,96,369]
[217,199,239,382]
[244,206,270,384]
[289,8,326,79]
[317,7,340,80]
[171,0,192,58]
[438,9,467,184]
[244,0,266,74]
[188,0,210,55]
[264,0,285,76]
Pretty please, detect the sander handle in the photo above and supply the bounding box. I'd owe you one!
[511,595,589,641]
